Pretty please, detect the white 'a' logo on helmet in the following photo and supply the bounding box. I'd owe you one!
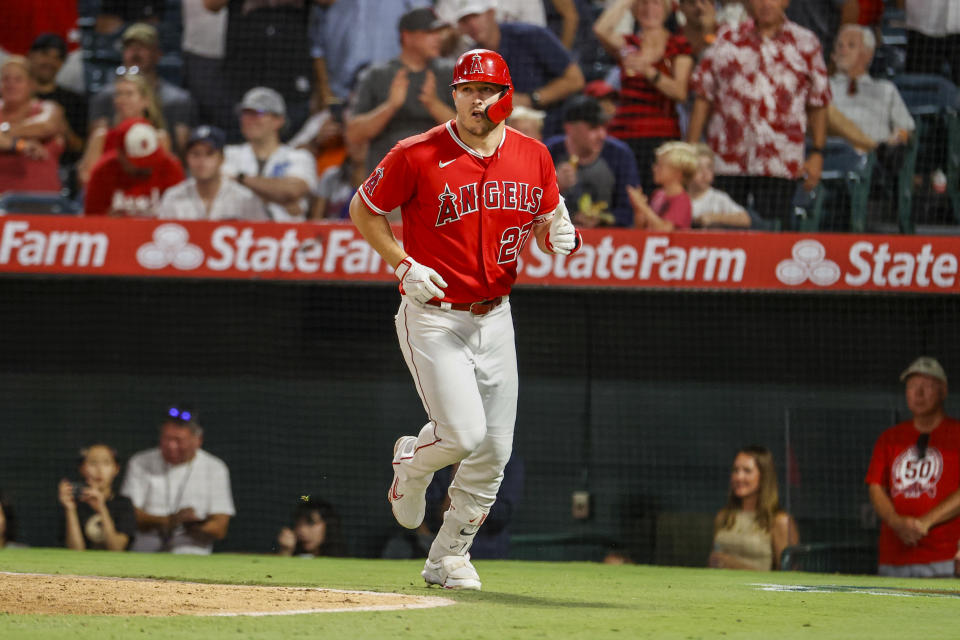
[469,53,483,75]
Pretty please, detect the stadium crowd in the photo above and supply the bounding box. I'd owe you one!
[0,0,956,230]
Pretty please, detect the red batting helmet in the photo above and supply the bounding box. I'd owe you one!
[451,48,514,124]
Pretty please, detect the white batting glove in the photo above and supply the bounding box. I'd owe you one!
[546,197,580,256]
[395,257,448,305]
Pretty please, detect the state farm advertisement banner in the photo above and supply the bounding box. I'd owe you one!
[1,215,959,294]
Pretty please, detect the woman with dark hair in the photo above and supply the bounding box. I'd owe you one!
[58,443,136,551]
[709,445,798,570]
[276,497,347,558]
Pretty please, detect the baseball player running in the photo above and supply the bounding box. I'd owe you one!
[349,49,580,590]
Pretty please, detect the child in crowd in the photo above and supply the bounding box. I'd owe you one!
[688,143,751,228]
[275,497,347,557]
[629,141,697,230]
[58,444,136,551]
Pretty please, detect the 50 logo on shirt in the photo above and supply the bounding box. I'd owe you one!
[891,447,944,499]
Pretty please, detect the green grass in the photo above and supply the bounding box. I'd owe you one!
[0,547,956,639]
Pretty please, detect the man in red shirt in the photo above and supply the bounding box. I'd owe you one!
[865,356,960,577]
[84,118,184,217]
[349,49,579,591]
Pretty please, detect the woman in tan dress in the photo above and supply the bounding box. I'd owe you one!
[710,445,798,570]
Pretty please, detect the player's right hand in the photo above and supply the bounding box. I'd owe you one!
[395,257,448,306]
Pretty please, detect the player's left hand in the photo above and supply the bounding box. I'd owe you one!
[546,198,579,256]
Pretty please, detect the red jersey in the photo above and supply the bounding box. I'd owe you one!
[865,417,960,565]
[84,150,185,217]
[359,121,560,303]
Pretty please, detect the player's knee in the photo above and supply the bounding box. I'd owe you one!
[450,427,487,455]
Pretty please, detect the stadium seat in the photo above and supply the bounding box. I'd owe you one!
[0,192,82,215]
[652,512,714,568]
[796,138,875,232]
[780,542,877,574]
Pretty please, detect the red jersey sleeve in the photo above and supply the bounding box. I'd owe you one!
[358,143,416,216]
[534,146,560,224]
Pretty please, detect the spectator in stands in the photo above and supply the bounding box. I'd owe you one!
[786,0,859,61]
[88,23,196,156]
[629,141,697,230]
[709,445,798,570]
[58,444,136,551]
[122,406,235,555]
[689,143,751,228]
[687,0,831,230]
[310,135,368,220]
[677,0,719,59]
[436,0,580,49]
[158,125,266,221]
[347,8,456,175]
[507,105,547,140]
[309,0,431,109]
[94,0,164,36]
[0,55,65,194]
[289,102,347,183]
[866,356,960,578]
[275,497,347,557]
[0,491,21,548]
[222,87,316,222]
[594,0,694,192]
[27,34,85,169]
[79,72,172,186]
[182,0,230,131]
[546,94,641,228]
[205,0,314,138]
[83,118,184,217]
[583,80,619,122]
[454,0,586,136]
[829,25,914,151]
[902,0,960,86]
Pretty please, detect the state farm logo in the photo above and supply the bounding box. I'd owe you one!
[136,224,204,270]
[775,239,840,286]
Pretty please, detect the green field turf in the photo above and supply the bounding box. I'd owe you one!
[0,547,956,639]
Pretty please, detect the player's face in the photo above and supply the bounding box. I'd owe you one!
[453,82,502,138]
[293,512,327,553]
[159,422,202,465]
[79,445,120,493]
[186,142,223,181]
[905,374,946,419]
[730,453,761,499]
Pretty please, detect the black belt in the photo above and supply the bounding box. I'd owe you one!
[425,296,506,316]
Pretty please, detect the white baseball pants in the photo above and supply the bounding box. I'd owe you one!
[394,296,518,556]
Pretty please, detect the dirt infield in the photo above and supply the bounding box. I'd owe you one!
[0,572,455,616]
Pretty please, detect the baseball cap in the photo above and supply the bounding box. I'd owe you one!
[186,125,226,152]
[238,86,286,117]
[29,33,67,59]
[584,80,617,99]
[115,118,164,168]
[563,94,608,126]
[399,7,447,32]
[122,23,159,48]
[900,356,948,384]
[451,0,496,21]
[508,105,546,122]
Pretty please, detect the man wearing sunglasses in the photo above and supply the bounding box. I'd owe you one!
[866,357,960,577]
[121,407,235,554]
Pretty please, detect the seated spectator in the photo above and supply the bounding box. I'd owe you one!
[158,125,266,221]
[310,136,368,220]
[347,8,455,175]
[545,94,640,228]
[583,80,619,122]
[289,102,347,184]
[687,0,830,230]
[866,357,960,578]
[84,118,184,216]
[709,445,798,571]
[275,497,347,557]
[222,87,316,222]
[506,105,547,140]
[79,72,172,186]
[27,33,85,169]
[121,406,235,555]
[594,0,694,192]
[88,23,196,156]
[828,25,914,152]
[57,444,136,551]
[0,490,22,548]
[454,0,585,136]
[629,140,696,231]
[0,55,65,194]
[689,143,750,228]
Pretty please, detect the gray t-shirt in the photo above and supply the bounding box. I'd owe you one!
[351,58,455,174]
[88,78,197,153]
